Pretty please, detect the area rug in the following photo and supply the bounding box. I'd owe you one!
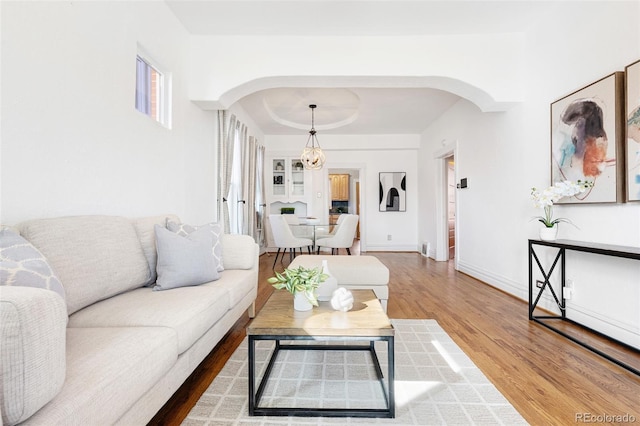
[182,319,527,425]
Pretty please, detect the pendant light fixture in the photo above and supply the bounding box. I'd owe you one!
[300,104,325,170]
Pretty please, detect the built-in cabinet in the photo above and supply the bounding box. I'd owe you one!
[266,155,312,250]
[270,157,308,201]
[329,174,349,201]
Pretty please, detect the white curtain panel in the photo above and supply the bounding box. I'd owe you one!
[256,145,266,247]
[217,112,237,233]
[229,122,246,234]
[245,136,256,238]
[216,110,227,224]
[217,111,265,241]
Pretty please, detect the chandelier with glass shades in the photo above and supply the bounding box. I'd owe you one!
[300,104,325,170]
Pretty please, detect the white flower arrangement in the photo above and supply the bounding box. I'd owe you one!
[530,180,593,228]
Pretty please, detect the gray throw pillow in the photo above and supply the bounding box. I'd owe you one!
[0,228,66,301]
[153,225,219,291]
[166,219,224,271]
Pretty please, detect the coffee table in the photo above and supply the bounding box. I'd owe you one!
[247,289,395,418]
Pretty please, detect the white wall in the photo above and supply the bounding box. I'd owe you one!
[1,1,217,225]
[189,33,524,110]
[265,134,419,251]
[418,1,640,347]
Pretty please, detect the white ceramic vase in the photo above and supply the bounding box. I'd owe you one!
[539,226,558,241]
[294,291,313,311]
[317,260,338,302]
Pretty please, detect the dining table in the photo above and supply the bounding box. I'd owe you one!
[289,221,334,250]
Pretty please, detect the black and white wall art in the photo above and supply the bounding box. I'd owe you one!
[379,172,406,212]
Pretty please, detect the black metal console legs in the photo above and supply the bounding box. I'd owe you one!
[528,239,640,376]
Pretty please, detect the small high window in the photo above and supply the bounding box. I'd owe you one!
[135,52,171,127]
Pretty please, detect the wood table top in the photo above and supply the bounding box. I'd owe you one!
[247,289,394,337]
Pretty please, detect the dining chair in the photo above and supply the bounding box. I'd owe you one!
[314,213,346,240]
[282,214,312,239]
[315,214,359,255]
[269,215,313,267]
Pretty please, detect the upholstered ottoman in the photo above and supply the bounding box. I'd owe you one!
[288,255,390,311]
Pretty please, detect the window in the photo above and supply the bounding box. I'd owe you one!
[135,52,171,127]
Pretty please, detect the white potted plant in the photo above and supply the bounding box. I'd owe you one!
[268,266,328,311]
[530,180,593,240]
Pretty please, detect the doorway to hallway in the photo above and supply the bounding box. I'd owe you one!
[446,155,456,260]
[327,167,364,250]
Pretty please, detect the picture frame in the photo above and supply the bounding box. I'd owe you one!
[550,72,625,204]
[379,172,406,212]
[625,60,640,202]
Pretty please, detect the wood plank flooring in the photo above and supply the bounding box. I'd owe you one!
[149,251,640,425]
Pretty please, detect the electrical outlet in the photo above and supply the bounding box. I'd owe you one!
[563,287,574,299]
[387,234,392,241]
[536,280,544,289]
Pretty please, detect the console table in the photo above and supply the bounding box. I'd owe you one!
[528,239,640,376]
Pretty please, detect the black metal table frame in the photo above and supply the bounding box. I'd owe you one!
[528,239,640,376]
[248,334,395,418]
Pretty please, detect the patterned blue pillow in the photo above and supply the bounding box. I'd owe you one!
[0,228,66,301]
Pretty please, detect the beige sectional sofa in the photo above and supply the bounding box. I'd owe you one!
[0,215,259,425]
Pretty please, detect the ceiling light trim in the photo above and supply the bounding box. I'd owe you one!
[262,97,360,130]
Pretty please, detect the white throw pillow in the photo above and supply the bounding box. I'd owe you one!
[153,225,219,291]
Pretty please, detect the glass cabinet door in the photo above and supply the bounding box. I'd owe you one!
[272,158,286,197]
[290,159,305,197]
[269,157,307,200]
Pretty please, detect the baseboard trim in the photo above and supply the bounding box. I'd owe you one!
[457,260,526,301]
[366,245,418,252]
[457,260,639,348]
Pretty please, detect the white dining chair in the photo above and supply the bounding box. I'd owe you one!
[282,214,313,239]
[315,214,346,240]
[269,215,313,267]
[315,214,359,255]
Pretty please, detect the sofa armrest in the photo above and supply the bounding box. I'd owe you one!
[0,287,67,425]
[221,234,259,270]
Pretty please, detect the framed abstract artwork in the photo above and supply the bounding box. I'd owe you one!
[379,172,406,212]
[550,72,625,203]
[625,60,640,202]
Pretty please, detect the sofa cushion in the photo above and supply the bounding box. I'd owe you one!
[68,285,230,354]
[0,287,67,426]
[0,229,66,301]
[17,216,151,315]
[220,234,257,270]
[212,269,258,306]
[130,214,180,286]
[167,220,224,272]
[153,225,219,291]
[23,327,176,426]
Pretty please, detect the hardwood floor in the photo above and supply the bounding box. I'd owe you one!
[150,251,640,425]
